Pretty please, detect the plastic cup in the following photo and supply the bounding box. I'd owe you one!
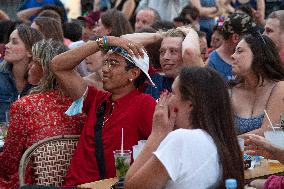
[264,126,284,170]
[264,126,284,148]
[132,145,139,160]
[113,150,132,178]
[138,140,146,146]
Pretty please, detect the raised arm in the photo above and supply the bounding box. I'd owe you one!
[191,0,222,18]
[254,0,265,26]
[51,39,102,100]
[51,36,144,100]
[180,27,204,67]
[119,0,136,20]
[16,7,41,23]
[121,32,163,46]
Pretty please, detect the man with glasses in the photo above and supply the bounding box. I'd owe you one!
[51,36,156,186]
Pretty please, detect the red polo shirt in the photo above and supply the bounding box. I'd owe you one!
[64,86,156,186]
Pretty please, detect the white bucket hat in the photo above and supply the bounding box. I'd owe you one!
[109,46,155,86]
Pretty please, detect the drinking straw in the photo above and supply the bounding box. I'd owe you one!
[264,109,275,131]
[121,128,124,155]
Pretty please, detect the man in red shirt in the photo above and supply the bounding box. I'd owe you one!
[51,36,156,186]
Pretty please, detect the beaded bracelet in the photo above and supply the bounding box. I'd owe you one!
[95,36,109,51]
[103,36,108,50]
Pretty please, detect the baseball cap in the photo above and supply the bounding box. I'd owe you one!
[222,13,256,36]
[77,11,100,26]
[109,46,155,86]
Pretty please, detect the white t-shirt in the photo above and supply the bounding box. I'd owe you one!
[153,129,221,189]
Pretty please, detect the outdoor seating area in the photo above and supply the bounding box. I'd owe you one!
[19,135,79,187]
[0,0,284,189]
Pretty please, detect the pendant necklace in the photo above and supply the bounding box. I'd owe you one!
[103,102,115,126]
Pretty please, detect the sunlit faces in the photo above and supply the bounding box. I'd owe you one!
[82,22,95,42]
[264,18,284,50]
[92,19,111,36]
[85,51,103,73]
[28,58,43,85]
[135,10,156,32]
[159,37,183,79]
[102,53,136,92]
[169,77,192,129]
[231,39,254,76]
[4,29,32,63]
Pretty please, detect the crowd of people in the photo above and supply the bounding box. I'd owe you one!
[0,0,283,189]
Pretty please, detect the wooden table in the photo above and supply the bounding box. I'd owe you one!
[78,160,284,189]
[77,177,118,189]
[245,159,284,183]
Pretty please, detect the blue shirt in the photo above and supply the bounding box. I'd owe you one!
[145,73,173,100]
[0,64,32,122]
[208,50,235,81]
[199,0,216,32]
[232,0,257,9]
[17,0,67,22]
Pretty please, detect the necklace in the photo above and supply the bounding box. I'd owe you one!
[103,115,112,126]
[103,102,115,126]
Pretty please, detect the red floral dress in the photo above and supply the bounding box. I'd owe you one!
[0,90,86,189]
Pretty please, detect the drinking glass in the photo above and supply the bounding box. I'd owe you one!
[113,150,132,178]
[264,125,284,170]
[264,125,284,148]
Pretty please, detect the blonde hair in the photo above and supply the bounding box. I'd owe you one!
[30,39,68,94]
[164,28,186,39]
